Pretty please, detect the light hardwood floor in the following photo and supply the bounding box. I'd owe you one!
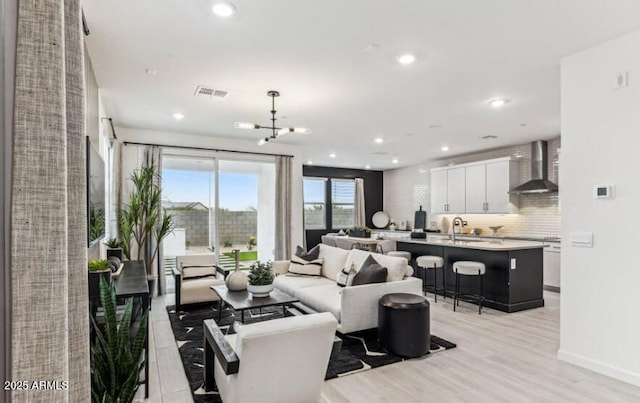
[137,290,640,403]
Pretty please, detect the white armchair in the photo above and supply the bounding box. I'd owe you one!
[173,254,224,310]
[206,312,337,403]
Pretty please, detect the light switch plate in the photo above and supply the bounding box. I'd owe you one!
[570,232,593,248]
[510,258,516,269]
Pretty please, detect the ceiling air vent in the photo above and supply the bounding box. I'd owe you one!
[371,151,389,156]
[194,86,229,100]
[480,135,498,139]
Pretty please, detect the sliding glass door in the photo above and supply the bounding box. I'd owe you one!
[217,160,275,262]
[161,155,275,270]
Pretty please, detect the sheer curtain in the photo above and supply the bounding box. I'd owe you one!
[107,137,122,238]
[10,0,90,400]
[354,178,366,227]
[275,156,292,260]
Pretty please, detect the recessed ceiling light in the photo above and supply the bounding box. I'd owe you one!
[392,158,399,164]
[307,160,313,165]
[212,2,236,17]
[365,165,371,170]
[374,137,384,144]
[396,53,416,65]
[329,153,336,158]
[488,98,510,108]
[441,145,449,151]
[173,113,185,120]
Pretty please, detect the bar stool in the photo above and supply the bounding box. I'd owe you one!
[416,256,445,302]
[452,261,486,314]
[376,241,412,266]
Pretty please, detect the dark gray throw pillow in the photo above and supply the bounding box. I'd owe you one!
[295,244,320,261]
[352,255,388,286]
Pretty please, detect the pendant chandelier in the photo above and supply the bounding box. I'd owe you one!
[234,90,311,145]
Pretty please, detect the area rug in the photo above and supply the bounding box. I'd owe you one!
[166,304,456,403]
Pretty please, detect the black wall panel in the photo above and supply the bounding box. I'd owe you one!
[302,165,383,249]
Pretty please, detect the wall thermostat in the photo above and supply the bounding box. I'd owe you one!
[594,184,614,199]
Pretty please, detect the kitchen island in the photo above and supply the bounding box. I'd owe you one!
[398,237,544,313]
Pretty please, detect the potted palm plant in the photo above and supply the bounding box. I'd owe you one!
[104,237,124,260]
[247,261,274,297]
[119,165,174,296]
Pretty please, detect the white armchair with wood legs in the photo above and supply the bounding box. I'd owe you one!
[208,312,338,403]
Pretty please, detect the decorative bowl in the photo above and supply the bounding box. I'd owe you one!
[247,283,274,298]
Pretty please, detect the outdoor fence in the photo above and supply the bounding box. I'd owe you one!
[167,208,257,247]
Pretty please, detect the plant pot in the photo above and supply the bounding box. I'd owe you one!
[247,283,274,298]
[88,270,112,298]
[106,248,123,261]
[147,276,157,299]
[349,230,371,238]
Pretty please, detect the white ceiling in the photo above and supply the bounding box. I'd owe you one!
[83,0,640,170]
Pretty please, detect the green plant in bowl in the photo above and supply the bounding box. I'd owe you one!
[88,259,110,272]
[104,238,122,249]
[247,261,274,285]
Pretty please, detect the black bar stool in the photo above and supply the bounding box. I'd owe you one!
[452,261,486,314]
[416,255,445,302]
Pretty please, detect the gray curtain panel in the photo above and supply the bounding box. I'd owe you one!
[11,0,90,401]
[354,178,366,227]
[144,145,166,295]
[275,156,292,260]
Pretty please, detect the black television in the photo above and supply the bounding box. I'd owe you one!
[87,137,106,246]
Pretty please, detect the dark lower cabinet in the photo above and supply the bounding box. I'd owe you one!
[398,242,544,313]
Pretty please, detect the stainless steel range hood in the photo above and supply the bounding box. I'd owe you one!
[510,140,558,194]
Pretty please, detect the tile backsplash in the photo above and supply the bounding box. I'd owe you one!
[384,137,561,238]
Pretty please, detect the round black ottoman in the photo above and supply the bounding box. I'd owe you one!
[378,293,430,358]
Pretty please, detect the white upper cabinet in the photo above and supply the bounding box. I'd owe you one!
[485,160,518,213]
[464,164,487,213]
[430,169,448,213]
[432,158,519,214]
[430,167,465,213]
[446,167,466,213]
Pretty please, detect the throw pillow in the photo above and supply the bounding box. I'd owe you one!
[288,255,324,276]
[182,265,217,279]
[294,244,320,261]
[352,255,388,286]
[336,262,357,287]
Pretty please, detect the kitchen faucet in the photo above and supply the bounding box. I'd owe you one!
[452,216,464,241]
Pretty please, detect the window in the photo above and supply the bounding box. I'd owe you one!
[303,178,327,229]
[331,179,355,229]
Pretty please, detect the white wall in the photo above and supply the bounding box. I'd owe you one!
[116,127,305,254]
[559,30,640,386]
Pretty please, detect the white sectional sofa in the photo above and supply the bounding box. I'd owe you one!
[272,244,423,333]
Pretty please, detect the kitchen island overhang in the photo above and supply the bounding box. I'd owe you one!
[398,238,544,313]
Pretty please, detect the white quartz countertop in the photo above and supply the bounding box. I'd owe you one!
[398,237,544,251]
